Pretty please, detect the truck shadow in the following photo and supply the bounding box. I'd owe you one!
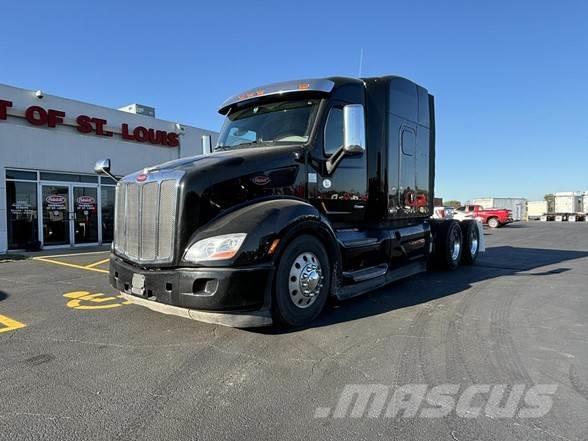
[262,246,588,333]
[0,291,8,302]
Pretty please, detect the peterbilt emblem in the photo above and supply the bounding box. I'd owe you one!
[77,196,95,205]
[251,175,271,185]
[136,174,148,182]
[46,195,66,204]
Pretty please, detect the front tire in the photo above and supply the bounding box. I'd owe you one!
[273,235,330,327]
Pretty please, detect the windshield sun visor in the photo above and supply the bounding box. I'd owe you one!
[218,78,334,115]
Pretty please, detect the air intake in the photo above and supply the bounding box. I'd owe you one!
[114,175,180,263]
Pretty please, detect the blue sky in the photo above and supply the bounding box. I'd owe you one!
[2,0,586,202]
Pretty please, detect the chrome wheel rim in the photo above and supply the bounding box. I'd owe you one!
[288,252,323,309]
[470,230,479,255]
[450,229,461,261]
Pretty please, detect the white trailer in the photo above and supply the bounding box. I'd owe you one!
[471,197,527,221]
[554,192,583,213]
[527,201,547,220]
[553,192,585,222]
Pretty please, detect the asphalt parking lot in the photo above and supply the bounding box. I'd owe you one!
[0,222,587,441]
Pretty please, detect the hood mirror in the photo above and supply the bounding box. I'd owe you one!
[201,135,213,155]
[94,158,111,174]
[94,158,118,182]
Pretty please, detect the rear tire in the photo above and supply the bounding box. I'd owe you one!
[487,217,499,228]
[461,221,480,265]
[434,220,463,271]
[272,235,330,327]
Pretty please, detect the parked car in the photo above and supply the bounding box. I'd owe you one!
[454,204,512,228]
[432,206,455,219]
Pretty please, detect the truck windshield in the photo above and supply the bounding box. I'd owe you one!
[217,99,319,149]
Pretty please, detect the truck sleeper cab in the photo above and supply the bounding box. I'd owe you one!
[101,76,484,327]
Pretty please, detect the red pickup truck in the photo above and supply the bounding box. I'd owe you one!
[454,205,513,228]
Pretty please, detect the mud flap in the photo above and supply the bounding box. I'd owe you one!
[477,220,486,253]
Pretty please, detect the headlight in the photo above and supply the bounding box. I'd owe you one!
[183,233,247,263]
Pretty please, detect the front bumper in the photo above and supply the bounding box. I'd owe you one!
[110,255,274,327]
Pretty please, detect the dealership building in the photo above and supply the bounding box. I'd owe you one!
[0,83,217,253]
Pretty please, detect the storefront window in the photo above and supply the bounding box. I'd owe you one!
[101,186,115,242]
[6,168,117,249]
[6,169,37,180]
[73,187,98,244]
[42,185,70,246]
[40,172,97,183]
[6,181,38,249]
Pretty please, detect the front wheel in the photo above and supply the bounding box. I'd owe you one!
[273,235,330,327]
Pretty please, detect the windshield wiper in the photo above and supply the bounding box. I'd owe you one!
[215,140,276,151]
[213,145,233,151]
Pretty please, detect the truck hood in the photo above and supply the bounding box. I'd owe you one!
[160,145,307,261]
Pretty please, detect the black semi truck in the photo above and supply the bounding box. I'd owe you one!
[95,76,483,327]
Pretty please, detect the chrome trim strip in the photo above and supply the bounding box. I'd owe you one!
[138,183,143,260]
[123,183,128,253]
[218,78,335,114]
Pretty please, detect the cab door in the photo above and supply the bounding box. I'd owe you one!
[312,105,367,227]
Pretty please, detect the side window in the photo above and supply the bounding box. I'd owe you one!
[401,128,416,156]
[324,107,344,155]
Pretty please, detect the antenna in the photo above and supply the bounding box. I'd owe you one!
[358,48,364,77]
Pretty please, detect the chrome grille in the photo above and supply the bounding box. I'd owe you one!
[158,180,177,260]
[140,182,159,260]
[126,184,140,259]
[113,176,180,263]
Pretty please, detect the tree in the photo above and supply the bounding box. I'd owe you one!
[445,200,462,208]
[544,194,555,213]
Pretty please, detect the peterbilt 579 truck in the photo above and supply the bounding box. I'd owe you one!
[95,76,484,327]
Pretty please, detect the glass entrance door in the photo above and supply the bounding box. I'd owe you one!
[41,185,71,246]
[73,186,99,244]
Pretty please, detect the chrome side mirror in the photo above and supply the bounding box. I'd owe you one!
[343,104,366,153]
[94,158,111,174]
[201,135,213,155]
[94,158,119,182]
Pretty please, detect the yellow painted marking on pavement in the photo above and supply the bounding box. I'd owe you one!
[63,291,131,310]
[0,314,26,333]
[35,251,109,258]
[33,256,108,274]
[85,258,110,269]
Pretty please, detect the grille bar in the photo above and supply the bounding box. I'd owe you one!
[113,175,180,263]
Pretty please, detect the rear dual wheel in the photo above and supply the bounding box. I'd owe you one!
[434,220,463,270]
[460,221,480,265]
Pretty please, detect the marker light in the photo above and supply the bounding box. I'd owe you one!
[184,234,247,263]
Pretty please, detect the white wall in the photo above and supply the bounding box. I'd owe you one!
[0,83,218,252]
